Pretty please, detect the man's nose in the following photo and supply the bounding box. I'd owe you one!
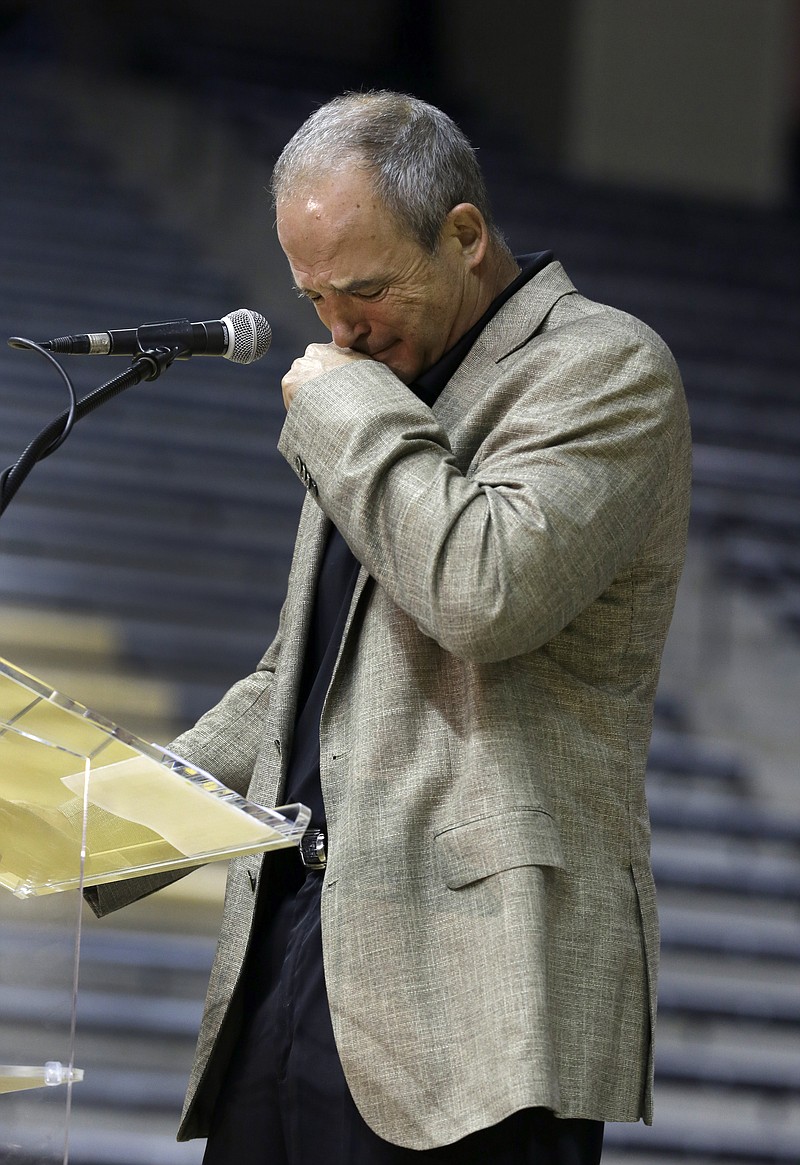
[328,300,369,350]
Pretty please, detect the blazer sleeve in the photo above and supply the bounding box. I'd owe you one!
[278,306,688,664]
[84,626,282,918]
[167,629,281,798]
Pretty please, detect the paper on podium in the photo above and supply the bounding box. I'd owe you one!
[59,756,289,852]
[0,656,311,898]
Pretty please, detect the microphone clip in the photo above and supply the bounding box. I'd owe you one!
[134,319,196,356]
[132,342,190,380]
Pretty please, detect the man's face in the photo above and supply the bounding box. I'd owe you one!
[277,170,476,385]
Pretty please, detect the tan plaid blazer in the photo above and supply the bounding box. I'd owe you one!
[94,262,691,1149]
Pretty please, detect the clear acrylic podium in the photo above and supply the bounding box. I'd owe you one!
[0,654,310,1162]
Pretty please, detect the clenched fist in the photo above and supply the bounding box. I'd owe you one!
[281,343,372,410]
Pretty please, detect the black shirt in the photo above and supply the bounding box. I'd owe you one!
[283,252,554,828]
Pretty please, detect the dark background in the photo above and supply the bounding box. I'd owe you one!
[1,4,800,1164]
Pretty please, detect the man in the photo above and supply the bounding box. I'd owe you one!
[92,92,691,1164]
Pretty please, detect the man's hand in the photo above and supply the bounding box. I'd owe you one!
[281,343,372,410]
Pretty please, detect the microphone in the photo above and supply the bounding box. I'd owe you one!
[24,309,272,365]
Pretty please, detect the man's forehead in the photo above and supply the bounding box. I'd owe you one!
[285,238,395,295]
[277,177,416,290]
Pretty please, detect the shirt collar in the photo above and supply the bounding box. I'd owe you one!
[411,251,554,407]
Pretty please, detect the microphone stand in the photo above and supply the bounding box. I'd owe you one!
[0,344,185,519]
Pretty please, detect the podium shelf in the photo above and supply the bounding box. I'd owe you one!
[0,656,310,898]
[0,1062,84,1094]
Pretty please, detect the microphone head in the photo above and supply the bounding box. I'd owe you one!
[223,309,272,364]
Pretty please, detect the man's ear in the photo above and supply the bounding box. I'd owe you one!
[444,203,489,269]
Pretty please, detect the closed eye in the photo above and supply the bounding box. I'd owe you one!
[293,285,322,303]
[292,283,388,304]
[354,286,387,301]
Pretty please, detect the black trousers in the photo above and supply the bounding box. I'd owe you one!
[202,852,604,1165]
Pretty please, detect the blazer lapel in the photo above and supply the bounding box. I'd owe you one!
[250,495,330,805]
[433,260,577,437]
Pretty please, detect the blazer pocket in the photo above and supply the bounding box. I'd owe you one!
[435,807,566,890]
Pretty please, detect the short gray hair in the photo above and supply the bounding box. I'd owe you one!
[271,91,506,254]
